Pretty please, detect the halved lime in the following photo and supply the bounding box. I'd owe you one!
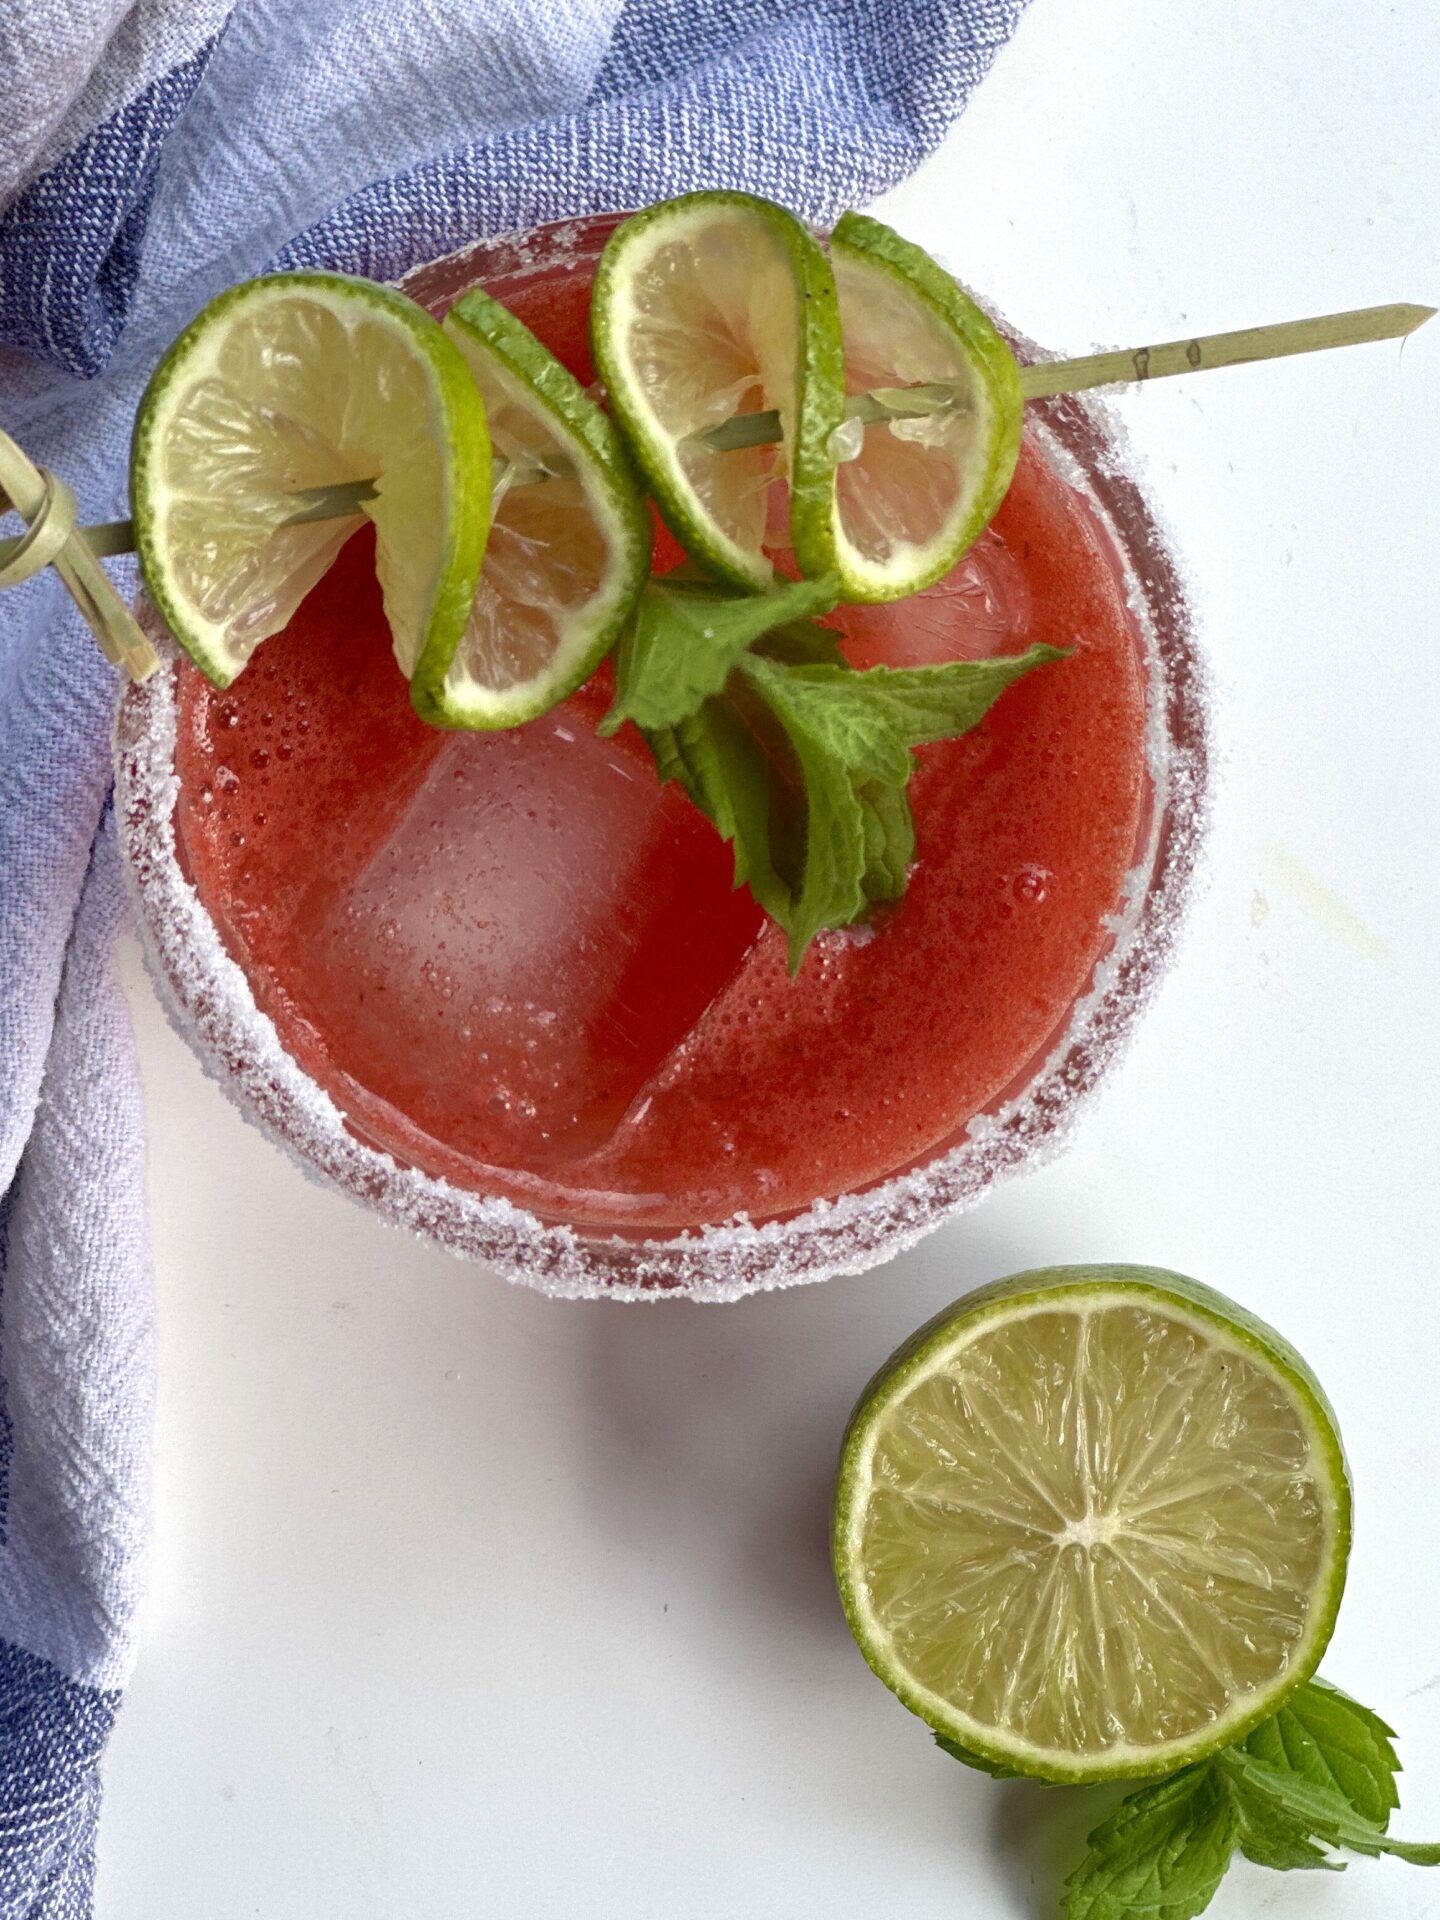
[434,287,650,728]
[833,1266,1351,1784]
[826,212,1023,602]
[590,190,844,590]
[130,271,491,694]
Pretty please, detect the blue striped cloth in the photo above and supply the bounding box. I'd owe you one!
[0,0,1026,1908]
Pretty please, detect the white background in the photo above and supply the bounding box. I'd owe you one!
[101,1,1440,1913]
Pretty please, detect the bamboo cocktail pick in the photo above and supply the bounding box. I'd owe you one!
[0,301,1432,680]
[691,302,1435,448]
[0,426,161,681]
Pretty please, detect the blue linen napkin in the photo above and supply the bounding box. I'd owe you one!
[0,0,1027,1907]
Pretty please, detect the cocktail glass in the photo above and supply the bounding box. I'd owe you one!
[116,214,1209,1299]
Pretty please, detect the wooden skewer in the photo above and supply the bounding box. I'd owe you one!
[697,382,963,453]
[1015,301,1435,400]
[42,479,385,569]
[693,302,1435,449]
[2,301,1431,680]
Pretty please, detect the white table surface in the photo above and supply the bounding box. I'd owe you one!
[102,2,1440,1913]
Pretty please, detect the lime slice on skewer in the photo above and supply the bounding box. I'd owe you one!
[590,190,845,590]
[826,212,1023,602]
[431,288,650,728]
[130,271,491,693]
[833,1265,1351,1785]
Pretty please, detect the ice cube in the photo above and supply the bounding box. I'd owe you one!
[296,700,762,1172]
[840,530,1032,670]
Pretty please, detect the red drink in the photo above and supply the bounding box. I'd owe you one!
[120,216,1207,1288]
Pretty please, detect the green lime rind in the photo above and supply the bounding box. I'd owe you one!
[130,270,490,692]
[432,287,651,729]
[828,211,1024,603]
[832,1265,1353,1787]
[591,190,845,590]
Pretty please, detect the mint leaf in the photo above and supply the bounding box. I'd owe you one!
[749,615,846,668]
[736,645,1063,966]
[858,777,914,905]
[774,650,1069,750]
[1226,1751,1342,1873]
[1064,1765,1238,1920]
[647,702,790,925]
[738,655,920,787]
[1233,1814,1338,1873]
[1241,1679,1400,1829]
[1221,1748,1440,1866]
[735,653,876,963]
[603,572,839,734]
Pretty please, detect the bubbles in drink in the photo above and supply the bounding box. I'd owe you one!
[1011,864,1052,905]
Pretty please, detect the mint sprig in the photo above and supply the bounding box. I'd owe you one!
[603,572,1064,968]
[1051,1679,1440,1920]
[737,647,1063,964]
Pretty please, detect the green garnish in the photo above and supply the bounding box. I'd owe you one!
[1057,1679,1440,1918]
[736,647,1063,962]
[600,572,840,734]
[603,573,1063,967]
[832,1265,1438,1912]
